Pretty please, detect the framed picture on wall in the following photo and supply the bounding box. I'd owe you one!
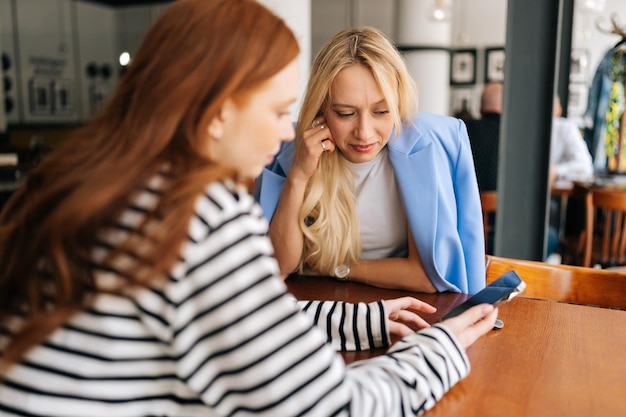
[450,49,477,86]
[485,47,505,83]
[450,88,474,120]
[570,48,590,83]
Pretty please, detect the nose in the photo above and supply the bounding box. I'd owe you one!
[354,114,374,140]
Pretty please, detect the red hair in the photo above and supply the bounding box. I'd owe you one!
[0,0,299,366]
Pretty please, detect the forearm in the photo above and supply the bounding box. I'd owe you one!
[554,160,593,181]
[346,324,470,416]
[268,175,308,276]
[349,257,436,293]
[297,299,390,351]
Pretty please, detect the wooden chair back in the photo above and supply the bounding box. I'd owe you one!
[480,191,498,250]
[560,183,592,266]
[585,187,626,267]
[485,255,626,310]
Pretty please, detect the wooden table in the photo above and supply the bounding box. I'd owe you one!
[286,275,626,417]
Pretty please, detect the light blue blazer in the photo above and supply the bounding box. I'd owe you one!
[256,112,486,294]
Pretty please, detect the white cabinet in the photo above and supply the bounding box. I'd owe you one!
[0,0,173,125]
[116,3,172,63]
[0,0,19,124]
[75,1,117,120]
[12,0,79,124]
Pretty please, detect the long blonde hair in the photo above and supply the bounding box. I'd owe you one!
[296,27,418,275]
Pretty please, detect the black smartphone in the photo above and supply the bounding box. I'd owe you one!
[441,270,526,321]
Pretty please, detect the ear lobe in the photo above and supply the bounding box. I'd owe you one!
[208,98,235,140]
[207,117,223,140]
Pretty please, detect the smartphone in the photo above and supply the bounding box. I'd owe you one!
[441,270,526,321]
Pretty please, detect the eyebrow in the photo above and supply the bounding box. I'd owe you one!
[278,97,298,108]
[331,99,387,108]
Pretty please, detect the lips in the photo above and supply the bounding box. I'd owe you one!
[351,143,376,153]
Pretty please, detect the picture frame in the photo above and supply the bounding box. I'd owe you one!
[450,49,477,86]
[570,48,590,84]
[450,88,474,119]
[484,47,505,83]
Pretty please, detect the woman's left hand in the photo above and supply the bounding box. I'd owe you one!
[383,296,437,337]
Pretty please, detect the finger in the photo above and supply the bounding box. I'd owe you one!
[387,321,415,339]
[387,297,437,314]
[391,309,431,330]
[469,305,499,333]
[458,303,495,327]
[443,304,498,349]
[303,124,332,150]
[462,307,499,348]
[309,118,326,132]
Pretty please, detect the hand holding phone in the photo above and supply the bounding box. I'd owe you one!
[442,270,526,321]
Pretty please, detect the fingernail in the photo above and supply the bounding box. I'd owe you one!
[482,304,495,314]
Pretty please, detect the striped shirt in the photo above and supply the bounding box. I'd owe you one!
[0,179,470,416]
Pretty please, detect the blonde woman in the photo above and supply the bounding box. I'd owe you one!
[257,27,485,293]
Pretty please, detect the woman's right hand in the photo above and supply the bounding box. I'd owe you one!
[440,304,498,349]
[291,118,336,180]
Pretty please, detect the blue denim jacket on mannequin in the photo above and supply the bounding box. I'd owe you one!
[583,45,626,170]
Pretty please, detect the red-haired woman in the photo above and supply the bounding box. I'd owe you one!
[0,1,497,415]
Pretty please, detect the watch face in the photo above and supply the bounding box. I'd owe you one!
[334,264,350,279]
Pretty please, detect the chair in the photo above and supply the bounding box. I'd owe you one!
[485,255,626,310]
[559,183,591,266]
[480,191,498,252]
[583,187,626,268]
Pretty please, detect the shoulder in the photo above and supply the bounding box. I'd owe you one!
[402,112,467,149]
[191,180,265,241]
[552,117,581,137]
[552,116,578,129]
[413,112,462,132]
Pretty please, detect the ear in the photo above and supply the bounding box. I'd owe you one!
[208,98,236,140]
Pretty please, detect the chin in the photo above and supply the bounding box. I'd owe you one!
[351,154,376,164]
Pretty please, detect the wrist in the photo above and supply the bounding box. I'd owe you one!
[334,264,350,281]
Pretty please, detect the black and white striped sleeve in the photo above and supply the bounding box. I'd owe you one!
[344,324,470,416]
[297,299,390,351]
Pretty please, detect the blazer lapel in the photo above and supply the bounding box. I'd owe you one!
[388,126,439,269]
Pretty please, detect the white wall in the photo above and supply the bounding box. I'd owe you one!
[75,1,117,120]
[450,0,508,118]
[311,0,509,117]
[260,0,311,119]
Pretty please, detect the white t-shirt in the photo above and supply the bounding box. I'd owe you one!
[345,146,408,259]
[551,117,594,181]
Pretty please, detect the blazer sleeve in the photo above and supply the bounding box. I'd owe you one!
[254,140,295,220]
[453,119,487,293]
[255,168,287,221]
